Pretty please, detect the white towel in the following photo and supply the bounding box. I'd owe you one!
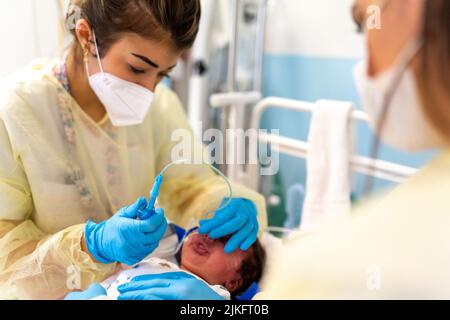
[300,100,355,231]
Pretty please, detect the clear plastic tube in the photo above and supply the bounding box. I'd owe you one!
[157,160,234,254]
[159,159,233,220]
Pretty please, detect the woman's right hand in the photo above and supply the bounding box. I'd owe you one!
[84,197,167,266]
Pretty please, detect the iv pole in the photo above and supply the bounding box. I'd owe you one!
[222,0,268,181]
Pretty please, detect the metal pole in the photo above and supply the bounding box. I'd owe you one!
[254,0,267,92]
[221,0,240,177]
[227,0,239,93]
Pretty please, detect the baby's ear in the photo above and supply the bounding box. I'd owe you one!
[225,277,243,293]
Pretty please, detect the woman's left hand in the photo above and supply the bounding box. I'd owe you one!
[198,198,259,254]
[117,272,225,300]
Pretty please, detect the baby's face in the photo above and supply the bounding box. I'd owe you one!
[180,232,248,293]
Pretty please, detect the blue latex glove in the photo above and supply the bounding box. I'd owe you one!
[65,283,107,300]
[198,198,259,254]
[117,272,225,300]
[85,197,168,266]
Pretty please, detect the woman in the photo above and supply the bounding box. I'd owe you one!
[257,0,450,299]
[0,0,266,300]
[77,0,450,301]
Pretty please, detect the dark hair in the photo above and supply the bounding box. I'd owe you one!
[67,0,201,58]
[234,239,266,297]
[417,0,450,140]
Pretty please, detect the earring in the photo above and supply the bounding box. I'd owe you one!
[83,46,89,63]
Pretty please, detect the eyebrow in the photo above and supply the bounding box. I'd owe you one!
[131,53,159,68]
[131,53,177,71]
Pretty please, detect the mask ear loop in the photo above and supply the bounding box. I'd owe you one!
[91,31,104,74]
[84,30,104,77]
[158,160,234,255]
[363,39,424,194]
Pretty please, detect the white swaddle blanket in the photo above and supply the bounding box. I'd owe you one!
[101,257,230,300]
[301,100,355,231]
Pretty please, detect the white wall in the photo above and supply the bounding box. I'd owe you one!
[0,0,364,79]
[265,0,364,58]
[0,0,63,78]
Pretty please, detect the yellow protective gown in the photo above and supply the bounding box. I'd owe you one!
[257,150,450,299]
[0,60,267,300]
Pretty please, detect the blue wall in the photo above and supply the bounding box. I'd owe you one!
[260,54,435,207]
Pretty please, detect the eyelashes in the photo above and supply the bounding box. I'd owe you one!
[129,65,146,74]
[129,65,171,79]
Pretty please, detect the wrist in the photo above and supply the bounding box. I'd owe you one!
[81,232,98,263]
[84,221,115,265]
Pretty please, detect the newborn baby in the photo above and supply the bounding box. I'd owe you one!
[101,228,266,300]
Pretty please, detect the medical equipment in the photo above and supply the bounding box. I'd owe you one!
[220,0,267,176]
[211,93,419,190]
[144,159,234,218]
[139,159,235,254]
[210,93,419,240]
[85,200,167,266]
[184,0,267,173]
[138,174,163,220]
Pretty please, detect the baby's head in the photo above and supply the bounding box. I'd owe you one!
[181,232,266,295]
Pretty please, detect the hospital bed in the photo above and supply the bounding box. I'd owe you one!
[211,92,418,191]
[210,92,417,220]
[209,92,419,291]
